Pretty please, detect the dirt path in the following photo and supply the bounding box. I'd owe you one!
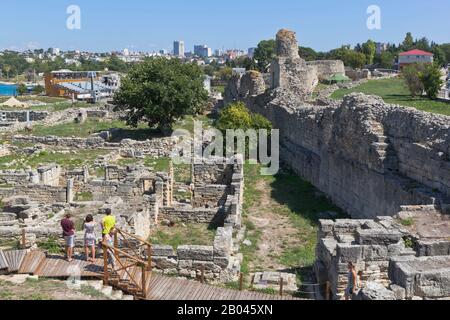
[246,179,304,272]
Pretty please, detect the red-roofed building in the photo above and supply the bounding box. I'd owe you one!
[398,49,434,69]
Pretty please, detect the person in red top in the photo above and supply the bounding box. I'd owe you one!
[61,214,75,262]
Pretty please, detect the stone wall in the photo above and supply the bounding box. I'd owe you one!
[193,158,234,185]
[226,29,450,219]
[159,206,225,225]
[12,134,178,158]
[0,185,67,204]
[314,217,450,300]
[0,111,49,123]
[149,226,240,282]
[248,92,449,218]
[193,185,231,208]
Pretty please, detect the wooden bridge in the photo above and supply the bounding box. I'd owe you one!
[1,229,300,300]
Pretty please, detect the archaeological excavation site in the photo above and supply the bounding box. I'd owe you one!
[0,28,449,302]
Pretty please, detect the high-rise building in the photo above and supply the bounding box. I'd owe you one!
[194,45,212,58]
[173,41,185,57]
[247,47,257,58]
[375,42,388,55]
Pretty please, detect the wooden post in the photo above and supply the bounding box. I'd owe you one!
[325,281,331,301]
[250,274,255,289]
[200,265,205,284]
[141,264,147,299]
[147,244,152,271]
[239,273,244,291]
[103,244,109,285]
[279,277,284,297]
[21,229,26,248]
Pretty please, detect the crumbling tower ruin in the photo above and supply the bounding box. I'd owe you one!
[270,29,345,97]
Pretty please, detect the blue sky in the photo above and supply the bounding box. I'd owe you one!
[0,0,449,52]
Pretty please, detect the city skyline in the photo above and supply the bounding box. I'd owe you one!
[0,0,449,53]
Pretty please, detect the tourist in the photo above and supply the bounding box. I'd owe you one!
[82,214,96,262]
[345,262,358,300]
[101,208,116,241]
[101,209,117,268]
[61,214,75,262]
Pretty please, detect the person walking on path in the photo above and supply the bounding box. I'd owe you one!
[82,214,96,262]
[345,262,358,300]
[61,214,75,262]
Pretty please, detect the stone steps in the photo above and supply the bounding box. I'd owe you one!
[84,280,132,300]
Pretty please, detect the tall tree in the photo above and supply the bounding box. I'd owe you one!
[113,57,208,132]
[362,40,376,65]
[432,46,447,66]
[253,40,276,72]
[402,32,414,51]
[415,37,431,52]
[298,46,318,61]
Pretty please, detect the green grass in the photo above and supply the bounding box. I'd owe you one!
[79,285,108,299]
[24,118,151,138]
[242,164,346,283]
[149,223,216,249]
[74,191,94,202]
[21,114,213,140]
[0,149,110,170]
[330,77,450,116]
[400,218,415,227]
[37,237,63,254]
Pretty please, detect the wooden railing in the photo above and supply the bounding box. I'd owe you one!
[102,228,152,299]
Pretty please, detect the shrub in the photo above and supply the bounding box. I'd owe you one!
[419,63,444,99]
[402,63,425,97]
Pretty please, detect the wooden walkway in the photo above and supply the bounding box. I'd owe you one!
[16,250,300,300]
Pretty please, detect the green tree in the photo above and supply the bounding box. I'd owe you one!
[2,65,11,79]
[329,48,366,69]
[113,57,208,132]
[432,46,447,67]
[217,67,233,82]
[32,85,45,95]
[298,46,318,61]
[402,63,426,97]
[17,83,28,95]
[439,44,450,65]
[415,37,431,52]
[402,32,414,51]
[378,52,395,69]
[419,63,444,99]
[362,40,376,65]
[215,102,272,132]
[253,40,276,72]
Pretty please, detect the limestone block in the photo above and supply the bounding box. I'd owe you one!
[356,282,396,300]
[152,257,178,269]
[177,245,214,262]
[192,261,222,272]
[389,284,406,300]
[362,245,389,261]
[178,260,192,269]
[336,243,363,263]
[151,244,175,257]
[356,229,402,246]
[213,256,230,269]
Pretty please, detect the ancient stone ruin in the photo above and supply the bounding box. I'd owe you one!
[0,153,244,283]
[225,28,450,299]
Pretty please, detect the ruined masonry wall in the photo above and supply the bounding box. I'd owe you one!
[247,93,449,218]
